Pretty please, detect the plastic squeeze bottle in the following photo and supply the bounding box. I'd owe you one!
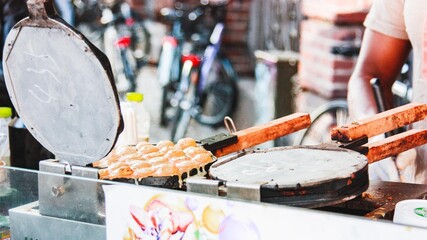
[0,107,12,165]
[115,102,138,147]
[126,92,150,142]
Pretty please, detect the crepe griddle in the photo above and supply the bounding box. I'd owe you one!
[210,146,368,208]
[209,103,427,208]
[2,0,123,166]
[105,112,313,189]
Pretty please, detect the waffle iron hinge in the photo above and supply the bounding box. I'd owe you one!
[199,133,238,152]
[38,160,104,224]
[337,135,369,155]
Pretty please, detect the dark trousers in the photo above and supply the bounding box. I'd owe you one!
[0,0,28,109]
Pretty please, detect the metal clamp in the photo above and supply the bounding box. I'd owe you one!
[186,177,221,196]
[199,116,239,152]
[226,181,262,202]
[186,177,263,202]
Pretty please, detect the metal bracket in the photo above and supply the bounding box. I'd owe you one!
[199,117,239,152]
[186,177,221,196]
[39,159,67,174]
[186,177,262,202]
[338,136,369,155]
[226,181,262,202]
[199,133,238,152]
[38,160,104,224]
[72,165,99,179]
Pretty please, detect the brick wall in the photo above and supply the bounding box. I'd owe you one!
[127,0,253,76]
[223,0,253,76]
[298,20,364,98]
[297,0,372,100]
[301,0,372,24]
[294,0,374,137]
[127,0,375,80]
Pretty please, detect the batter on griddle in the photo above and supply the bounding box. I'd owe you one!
[210,147,367,187]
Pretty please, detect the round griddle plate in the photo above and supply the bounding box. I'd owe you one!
[2,1,122,166]
[209,145,369,208]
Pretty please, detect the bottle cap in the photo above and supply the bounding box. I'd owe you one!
[126,92,144,103]
[0,107,12,118]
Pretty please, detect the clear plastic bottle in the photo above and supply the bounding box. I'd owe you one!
[126,92,150,142]
[0,107,12,166]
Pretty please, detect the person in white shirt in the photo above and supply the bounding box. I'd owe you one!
[348,0,427,183]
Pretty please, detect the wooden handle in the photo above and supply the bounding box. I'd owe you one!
[213,112,311,157]
[365,129,427,164]
[331,103,427,142]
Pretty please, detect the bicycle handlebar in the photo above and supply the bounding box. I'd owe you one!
[370,78,387,113]
[392,80,413,102]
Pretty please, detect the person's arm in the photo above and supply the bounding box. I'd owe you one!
[347,29,412,120]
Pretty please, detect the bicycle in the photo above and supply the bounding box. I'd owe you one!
[75,0,151,97]
[156,1,239,142]
[100,0,151,97]
[156,2,188,126]
[158,1,219,127]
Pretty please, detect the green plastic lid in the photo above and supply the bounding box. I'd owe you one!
[0,107,12,118]
[126,92,144,103]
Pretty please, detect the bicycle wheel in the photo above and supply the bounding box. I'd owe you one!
[293,100,349,145]
[195,56,238,126]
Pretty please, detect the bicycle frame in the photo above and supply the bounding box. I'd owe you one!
[157,4,202,88]
[102,2,138,51]
[163,1,238,140]
[175,22,224,111]
[100,1,149,95]
[170,56,200,141]
[198,23,224,95]
[177,55,201,105]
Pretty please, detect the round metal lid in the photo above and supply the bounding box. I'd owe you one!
[2,0,122,166]
[210,145,369,207]
[210,146,368,188]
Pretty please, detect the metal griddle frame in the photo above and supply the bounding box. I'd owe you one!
[187,103,427,209]
[187,145,369,209]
